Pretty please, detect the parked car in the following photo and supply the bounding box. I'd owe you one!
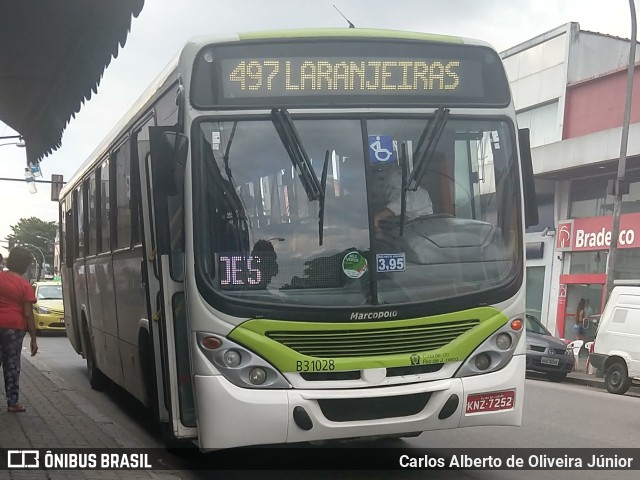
[525,313,573,382]
[32,281,65,334]
[590,285,640,395]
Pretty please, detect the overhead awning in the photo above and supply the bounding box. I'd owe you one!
[0,0,144,164]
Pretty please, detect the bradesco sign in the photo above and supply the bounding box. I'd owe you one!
[556,213,640,252]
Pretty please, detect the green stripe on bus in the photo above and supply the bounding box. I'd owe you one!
[228,307,508,373]
[237,28,464,44]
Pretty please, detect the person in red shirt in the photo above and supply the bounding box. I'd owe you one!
[0,247,38,412]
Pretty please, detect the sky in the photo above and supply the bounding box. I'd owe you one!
[1,0,638,256]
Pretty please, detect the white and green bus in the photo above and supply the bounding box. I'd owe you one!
[59,28,538,451]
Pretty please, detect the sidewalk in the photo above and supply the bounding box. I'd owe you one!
[0,354,183,480]
[565,355,605,389]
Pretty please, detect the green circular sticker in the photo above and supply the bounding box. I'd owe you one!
[342,251,368,278]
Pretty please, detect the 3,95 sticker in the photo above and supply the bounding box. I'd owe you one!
[377,253,405,272]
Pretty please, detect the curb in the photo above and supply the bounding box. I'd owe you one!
[565,374,606,389]
[565,373,640,395]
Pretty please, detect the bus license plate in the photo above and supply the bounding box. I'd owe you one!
[540,357,559,366]
[465,390,515,414]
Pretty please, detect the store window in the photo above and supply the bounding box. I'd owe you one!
[569,251,607,274]
[613,249,640,280]
[526,266,545,320]
[569,176,609,218]
[569,172,640,218]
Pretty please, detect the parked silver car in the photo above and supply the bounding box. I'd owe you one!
[525,314,574,382]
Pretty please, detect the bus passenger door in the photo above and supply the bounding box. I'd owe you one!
[137,120,195,441]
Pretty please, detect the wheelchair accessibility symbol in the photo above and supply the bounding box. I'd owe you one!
[368,135,396,164]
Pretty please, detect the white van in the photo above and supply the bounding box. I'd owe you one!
[589,285,640,394]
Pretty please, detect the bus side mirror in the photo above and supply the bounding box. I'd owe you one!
[149,126,188,197]
[518,128,539,228]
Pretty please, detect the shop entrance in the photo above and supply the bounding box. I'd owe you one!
[562,283,603,342]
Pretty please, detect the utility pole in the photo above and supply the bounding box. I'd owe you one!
[605,0,638,302]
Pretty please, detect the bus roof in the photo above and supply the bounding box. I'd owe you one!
[237,28,466,44]
[191,28,494,48]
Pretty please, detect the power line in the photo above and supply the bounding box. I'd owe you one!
[0,177,64,185]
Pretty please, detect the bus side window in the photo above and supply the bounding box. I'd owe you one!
[114,140,132,249]
[133,116,155,246]
[60,198,66,263]
[64,204,74,267]
[100,159,111,252]
[87,173,97,256]
[75,186,85,258]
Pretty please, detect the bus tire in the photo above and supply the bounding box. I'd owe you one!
[605,361,631,395]
[83,324,109,391]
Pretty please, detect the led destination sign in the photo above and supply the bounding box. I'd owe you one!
[191,40,510,107]
[223,58,472,97]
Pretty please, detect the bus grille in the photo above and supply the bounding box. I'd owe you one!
[266,319,479,358]
[318,392,431,421]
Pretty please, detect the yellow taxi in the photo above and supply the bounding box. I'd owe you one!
[32,281,65,333]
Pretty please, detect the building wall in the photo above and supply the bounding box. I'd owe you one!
[504,23,640,334]
[502,25,570,148]
[563,64,640,139]
[567,31,640,84]
[503,32,568,112]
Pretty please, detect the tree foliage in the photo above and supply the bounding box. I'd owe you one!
[5,217,57,265]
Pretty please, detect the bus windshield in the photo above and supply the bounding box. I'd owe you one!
[193,114,521,308]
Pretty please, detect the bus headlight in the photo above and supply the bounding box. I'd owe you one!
[223,349,242,367]
[455,316,524,378]
[474,353,491,370]
[196,332,291,389]
[249,368,267,385]
[495,333,512,350]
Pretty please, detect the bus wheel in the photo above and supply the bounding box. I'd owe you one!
[83,326,109,391]
[605,361,631,395]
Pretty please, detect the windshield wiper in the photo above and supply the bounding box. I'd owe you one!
[407,106,450,190]
[399,106,450,235]
[271,108,323,201]
[399,143,408,236]
[318,150,330,245]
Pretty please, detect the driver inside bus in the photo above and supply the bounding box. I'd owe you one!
[372,162,433,235]
[250,239,279,288]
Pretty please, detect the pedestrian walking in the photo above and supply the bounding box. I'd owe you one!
[574,298,586,342]
[0,247,38,412]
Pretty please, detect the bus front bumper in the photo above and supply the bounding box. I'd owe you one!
[194,354,525,451]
